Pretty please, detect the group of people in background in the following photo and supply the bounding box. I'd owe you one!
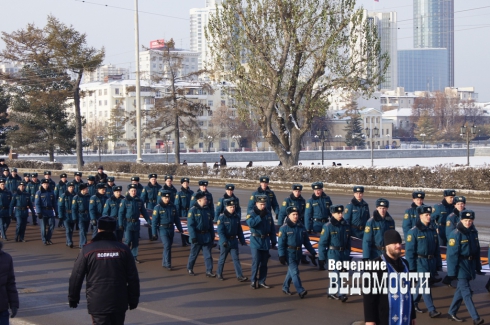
[0,160,488,325]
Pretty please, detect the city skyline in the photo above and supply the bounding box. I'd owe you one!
[1,0,489,100]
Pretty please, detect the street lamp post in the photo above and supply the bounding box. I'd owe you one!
[207,135,213,153]
[316,129,327,166]
[96,136,104,162]
[420,133,426,148]
[232,135,241,151]
[365,127,379,167]
[461,124,477,166]
[165,134,171,163]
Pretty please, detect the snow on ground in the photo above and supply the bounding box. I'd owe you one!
[189,156,490,168]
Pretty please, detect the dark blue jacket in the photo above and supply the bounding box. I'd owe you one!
[87,183,96,197]
[190,190,214,211]
[103,195,123,219]
[175,187,194,218]
[344,198,370,231]
[217,210,245,248]
[318,217,351,262]
[405,219,442,276]
[54,180,69,200]
[215,194,241,222]
[58,191,76,221]
[26,180,41,203]
[402,203,420,239]
[0,188,12,218]
[446,222,482,280]
[6,174,21,193]
[278,218,316,261]
[278,194,306,226]
[34,187,56,218]
[246,207,277,250]
[304,193,332,232]
[247,187,279,216]
[151,201,182,236]
[362,211,396,260]
[9,189,34,218]
[126,183,144,198]
[446,209,462,240]
[118,195,148,232]
[159,184,177,202]
[72,193,91,222]
[89,193,108,222]
[187,202,214,245]
[141,182,162,210]
[71,179,84,195]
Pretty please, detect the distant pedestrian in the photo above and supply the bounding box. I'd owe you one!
[213,162,219,169]
[0,241,19,322]
[246,161,253,168]
[94,166,107,184]
[219,155,227,167]
[311,162,314,166]
[332,162,336,167]
[68,217,140,325]
[202,161,207,168]
[298,162,302,165]
[278,161,282,166]
[182,160,188,166]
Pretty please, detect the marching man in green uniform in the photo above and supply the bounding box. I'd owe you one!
[9,181,35,242]
[175,177,193,247]
[118,184,149,264]
[72,183,91,247]
[151,190,182,270]
[246,194,277,289]
[141,174,162,241]
[278,206,317,298]
[103,186,124,242]
[186,192,215,277]
[247,176,279,218]
[405,205,442,318]
[215,184,241,222]
[58,182,76,248]
[402,191,425,239]
[362,198,395,260]
[216,198,248,282]
[446,196,466,240]
[343,186,370,239]
[446,210,484,324]
[431,189,456,246]
[304,182,333,270]
[318,205,351,302]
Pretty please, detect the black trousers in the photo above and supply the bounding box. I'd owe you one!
[91,312,126,325]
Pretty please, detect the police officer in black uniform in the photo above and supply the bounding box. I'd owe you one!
[175,177,193,247]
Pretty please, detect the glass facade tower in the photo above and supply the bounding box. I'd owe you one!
[398,48,448,92]
[413,0,454,86]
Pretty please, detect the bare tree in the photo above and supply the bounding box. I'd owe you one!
[207,0,387,166]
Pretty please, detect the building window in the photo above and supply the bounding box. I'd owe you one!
[145,143,150,149]
[208,110,213,116]
[104,89,107,95]
[221,100,226,106]
[198,142,203,148]
[98,90,102,95]
[115,99,119,104]
[208,100,213,107]
[199,121,204,126]
[115,88,120,95]
[104,100,108,106]
[105,111,108,117]
[99,100,102,106]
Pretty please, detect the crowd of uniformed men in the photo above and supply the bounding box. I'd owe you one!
[0,159,488,323]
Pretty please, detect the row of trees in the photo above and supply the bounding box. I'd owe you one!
[405,92,488,143]
[0,15,104,166]
[1,1,385,166]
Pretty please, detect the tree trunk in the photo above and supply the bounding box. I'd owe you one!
[74,73,84,170]
[174,113,180,164]
[49,147,54,162]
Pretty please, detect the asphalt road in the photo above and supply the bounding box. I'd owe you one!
[3,180,490,325]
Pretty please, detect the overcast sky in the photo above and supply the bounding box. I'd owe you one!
[1,0,489,100]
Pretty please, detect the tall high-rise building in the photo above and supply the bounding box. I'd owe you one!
[366,11,398,91]
[398,48,449,92]
[190,0,222,71]
[413,0,454,86]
